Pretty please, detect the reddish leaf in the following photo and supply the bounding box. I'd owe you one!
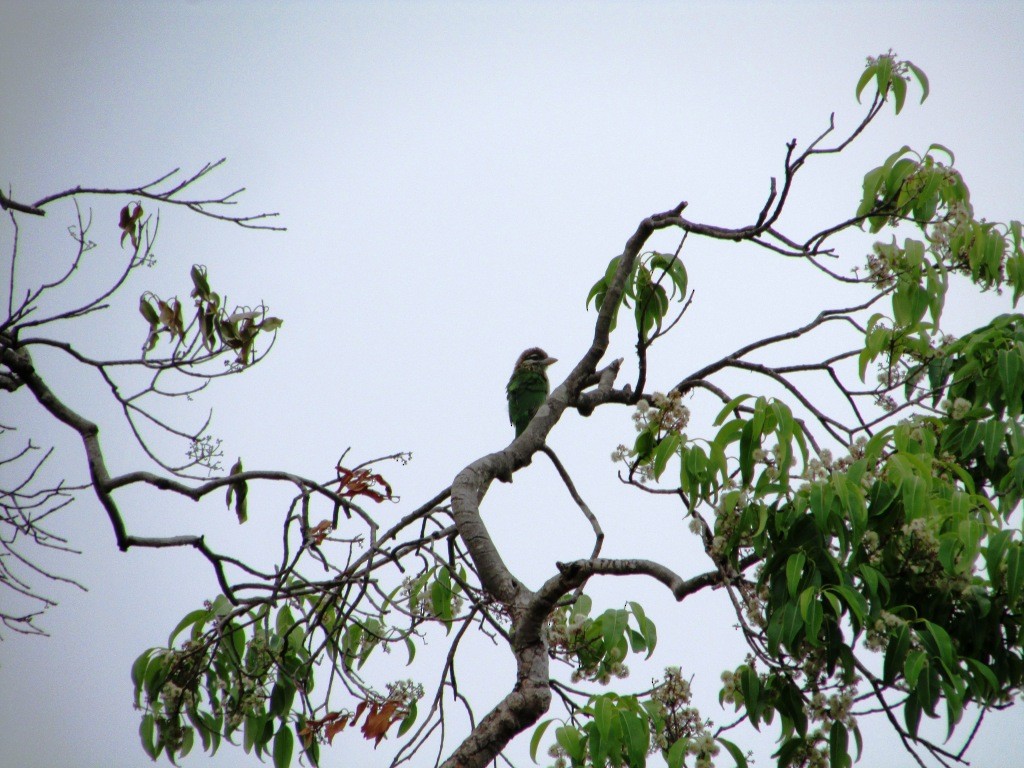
[325,714,350,745]
[335,466,396,503]
[361,700,402,746]
[350,699,368,727]
[307,520,333,546]
[299,711,345,747]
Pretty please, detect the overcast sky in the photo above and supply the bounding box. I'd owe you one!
[2,2,1023,767]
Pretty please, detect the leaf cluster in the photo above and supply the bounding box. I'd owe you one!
[587,251,688,342]
[139,264,282,365]
[548,596,658,684]
[132,586,426,768]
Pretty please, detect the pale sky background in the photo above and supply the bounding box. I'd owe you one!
[1,2,1023,767]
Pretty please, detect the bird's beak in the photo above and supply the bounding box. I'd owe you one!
[542,357,558,367]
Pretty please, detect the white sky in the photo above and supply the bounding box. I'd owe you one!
[1,2,1023,767]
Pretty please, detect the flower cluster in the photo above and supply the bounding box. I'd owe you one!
[882,516,973,606]
[385,679,425,708]
[187,434,224,471]
[400,574,465,621]
[807,685,857,730]
[928,200,983,275]
[612,391,691,482]
[631,391,691,434]
[545,609,629,685]
[940,396,972,420]
[707,490,753,558]
[650,667,717,767]
[864,240,904,290]
[864,609,906,652]
[740,584,768,629]
[798,437,877,491]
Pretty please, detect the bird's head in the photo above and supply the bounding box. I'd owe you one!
[513,347,558,373]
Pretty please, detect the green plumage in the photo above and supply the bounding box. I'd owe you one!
[506,347,557,436]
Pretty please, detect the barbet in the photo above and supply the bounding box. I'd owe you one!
[506,347,558,437]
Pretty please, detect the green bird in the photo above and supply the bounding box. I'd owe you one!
[506,347,558,436]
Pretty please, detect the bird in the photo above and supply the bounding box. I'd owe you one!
[506,347,558,436]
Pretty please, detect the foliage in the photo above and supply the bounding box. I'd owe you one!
[2,53,1022,768]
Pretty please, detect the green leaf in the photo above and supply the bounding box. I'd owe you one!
[714,394,753,426]
[829,721,850,768]
[143,652,167,705]
[922,620,955,671]
[652,433,681,480]
[572,593,593,619]
[982,420,1005,468]
[855,64,875,103]
[640,617,657,659]
[634,430,655,463]
[904,694,922,737]
[210,594,233,616]
[965,658,999,698]
[430,573,453,624]
[738,665,761,726]
[529,719,554,763]
[901,475,926,519]
[628,600,647,626]
[397,700,418,737]
[139,295,159,325]
[226,458,246,523]
[1006,545,1023,600]
[907,62,930,102]
[776,736,806,768]
[918,667,941,717]
[874,55,893,98]
[272,724,293,768]
[739,419,758,486]
[179,727,195,759]
[667,737,689,768]
[832,585,868,630]
[985,529,1013,584]
[718,736,748,768]
[884,623,910,683]
[555,725,585,762]
[602,609,629,656]
[270,680,296,719]
[228,621,246,662]
[168,608,211,647]
[891,75,907,114]
[781,602,803,650]
[786,552,806,599]
[804,594,824,644]
[131,650,153,704]
[620,710,649,766]
[629,602,657,658]
[857,166,886,218]
[904,650,927,687]
[593,696,615,765]
[140,713,158,760]
[809,482,832,530]
[586,277,608,309]
[190,264,211,298]
[884,156,917,199]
